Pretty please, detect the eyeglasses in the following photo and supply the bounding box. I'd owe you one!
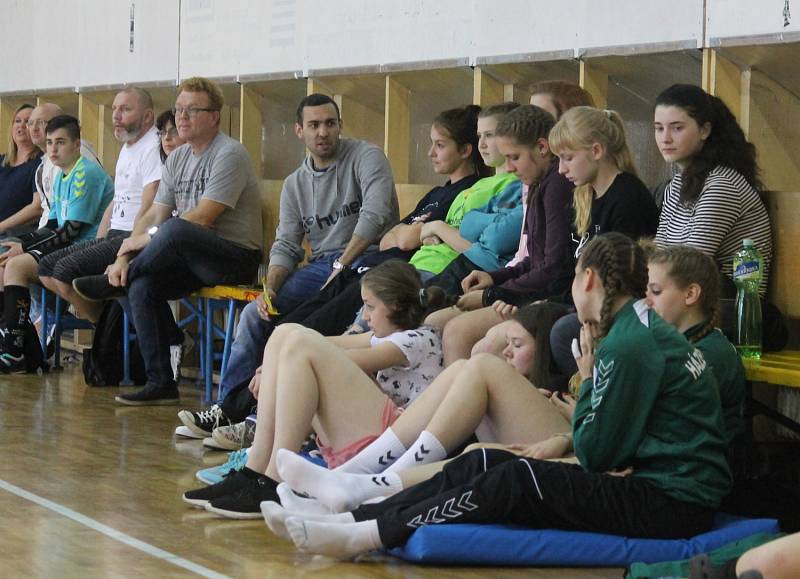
[157,128,179,138]
[173,106,216,118]
[25,120,48,128]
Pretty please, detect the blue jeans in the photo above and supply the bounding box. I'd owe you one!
[127,218,261,388]
[216,254,360,403]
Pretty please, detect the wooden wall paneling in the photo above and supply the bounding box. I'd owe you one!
[240,84,264,178]
[579,59,609,110]
[472,66,505,107]
[385,75,411,184]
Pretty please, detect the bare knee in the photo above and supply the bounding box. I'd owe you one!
[442,315,475,364]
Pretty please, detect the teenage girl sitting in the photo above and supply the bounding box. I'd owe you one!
[269,233,731,560]
[181,260,454,519]
[273,243,743,515]
[275,301,569,513]
[654,84,772,298]
[429,105,574,365]
[547,106,659,382]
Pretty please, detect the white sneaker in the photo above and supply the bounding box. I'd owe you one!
[175,425,202,439]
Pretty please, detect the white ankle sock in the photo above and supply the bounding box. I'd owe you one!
[385,430,447,473]
[285,518,382,558]
[334,427,407,473]
[276,483,331,515]
[261,501,354,540]
[277,448,403,512]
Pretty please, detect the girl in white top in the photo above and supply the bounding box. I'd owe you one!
[182,259,453,519]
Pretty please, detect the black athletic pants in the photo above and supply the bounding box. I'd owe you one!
[353,449,715,548]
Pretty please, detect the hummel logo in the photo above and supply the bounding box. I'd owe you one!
[377,451,396,466]
[414,444,430,462]
[406,491,478,529]
[371,476,391,487]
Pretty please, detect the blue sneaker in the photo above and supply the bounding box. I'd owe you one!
[196,448,249,485]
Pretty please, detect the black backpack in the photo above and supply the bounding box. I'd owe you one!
[82,300,146,386]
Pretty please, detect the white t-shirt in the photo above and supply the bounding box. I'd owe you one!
[36,140,101,228]
[370,326,444,407]
[110,127,162,232]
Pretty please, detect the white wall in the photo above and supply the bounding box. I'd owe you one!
[0,0,793,94]
[706,0,800,42]
[0,0,179,93]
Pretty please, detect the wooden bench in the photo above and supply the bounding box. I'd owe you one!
[743,351,800,436]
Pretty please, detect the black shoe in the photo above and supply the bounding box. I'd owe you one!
[0,352,27,374]
[183,469,252,508]
[72,275,126,302]
[205,475,279,519]
[177,404,232,438]
[115,383,179,406]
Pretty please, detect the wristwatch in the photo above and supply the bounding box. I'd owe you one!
[332,259,348,271]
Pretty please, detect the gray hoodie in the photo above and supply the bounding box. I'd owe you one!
[269,138,399,272]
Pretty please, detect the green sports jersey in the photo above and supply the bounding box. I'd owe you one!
[573,299,731,508]
[409,172,518,275]
[687,324,746,447]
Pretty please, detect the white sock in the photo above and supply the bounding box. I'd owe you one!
[285,518,383,559]
[261,501,354,540]
[385,430,447,473]
[334,427,407,474]
[277,448,403,512]
[276,483,331,515]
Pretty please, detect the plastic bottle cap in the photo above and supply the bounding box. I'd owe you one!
[743,239,754,247]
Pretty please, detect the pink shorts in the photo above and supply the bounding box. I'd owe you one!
[316,395,402,469]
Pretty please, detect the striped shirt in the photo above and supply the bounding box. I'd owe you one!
[656,165,772,294]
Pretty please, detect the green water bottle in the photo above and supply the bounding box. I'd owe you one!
[733,239,763,360]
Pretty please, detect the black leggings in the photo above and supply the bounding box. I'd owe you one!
[353,449,715,548]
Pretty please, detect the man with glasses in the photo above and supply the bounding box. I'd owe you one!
[73,77,263,405]
[38,88,161,325]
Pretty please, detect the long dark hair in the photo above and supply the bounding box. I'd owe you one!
[512,302,568,387]
[577,232,648,337]
[433,105,488,178]
[654,84,762,205]
[361,260,457,330]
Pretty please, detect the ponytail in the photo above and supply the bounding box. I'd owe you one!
[361,260,458,330]
[549,107,638,235]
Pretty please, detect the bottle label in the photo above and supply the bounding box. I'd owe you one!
[734,259,760,280]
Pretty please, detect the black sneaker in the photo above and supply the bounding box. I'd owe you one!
[177,404,232,438]
[205,475,279,519]
[72,275,126,302]
[115,383,180,406]
[0,352,27,374]
[183,469,252,508]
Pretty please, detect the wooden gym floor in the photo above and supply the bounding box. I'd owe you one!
[0,362,622,578]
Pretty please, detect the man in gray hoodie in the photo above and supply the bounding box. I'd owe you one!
[177,93,399,436]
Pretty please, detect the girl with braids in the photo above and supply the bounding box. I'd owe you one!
[646,244,745,445]
[269,233,731,559]
[182,260,456,519]
[654,84,772,297]
[429,104,574,364]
